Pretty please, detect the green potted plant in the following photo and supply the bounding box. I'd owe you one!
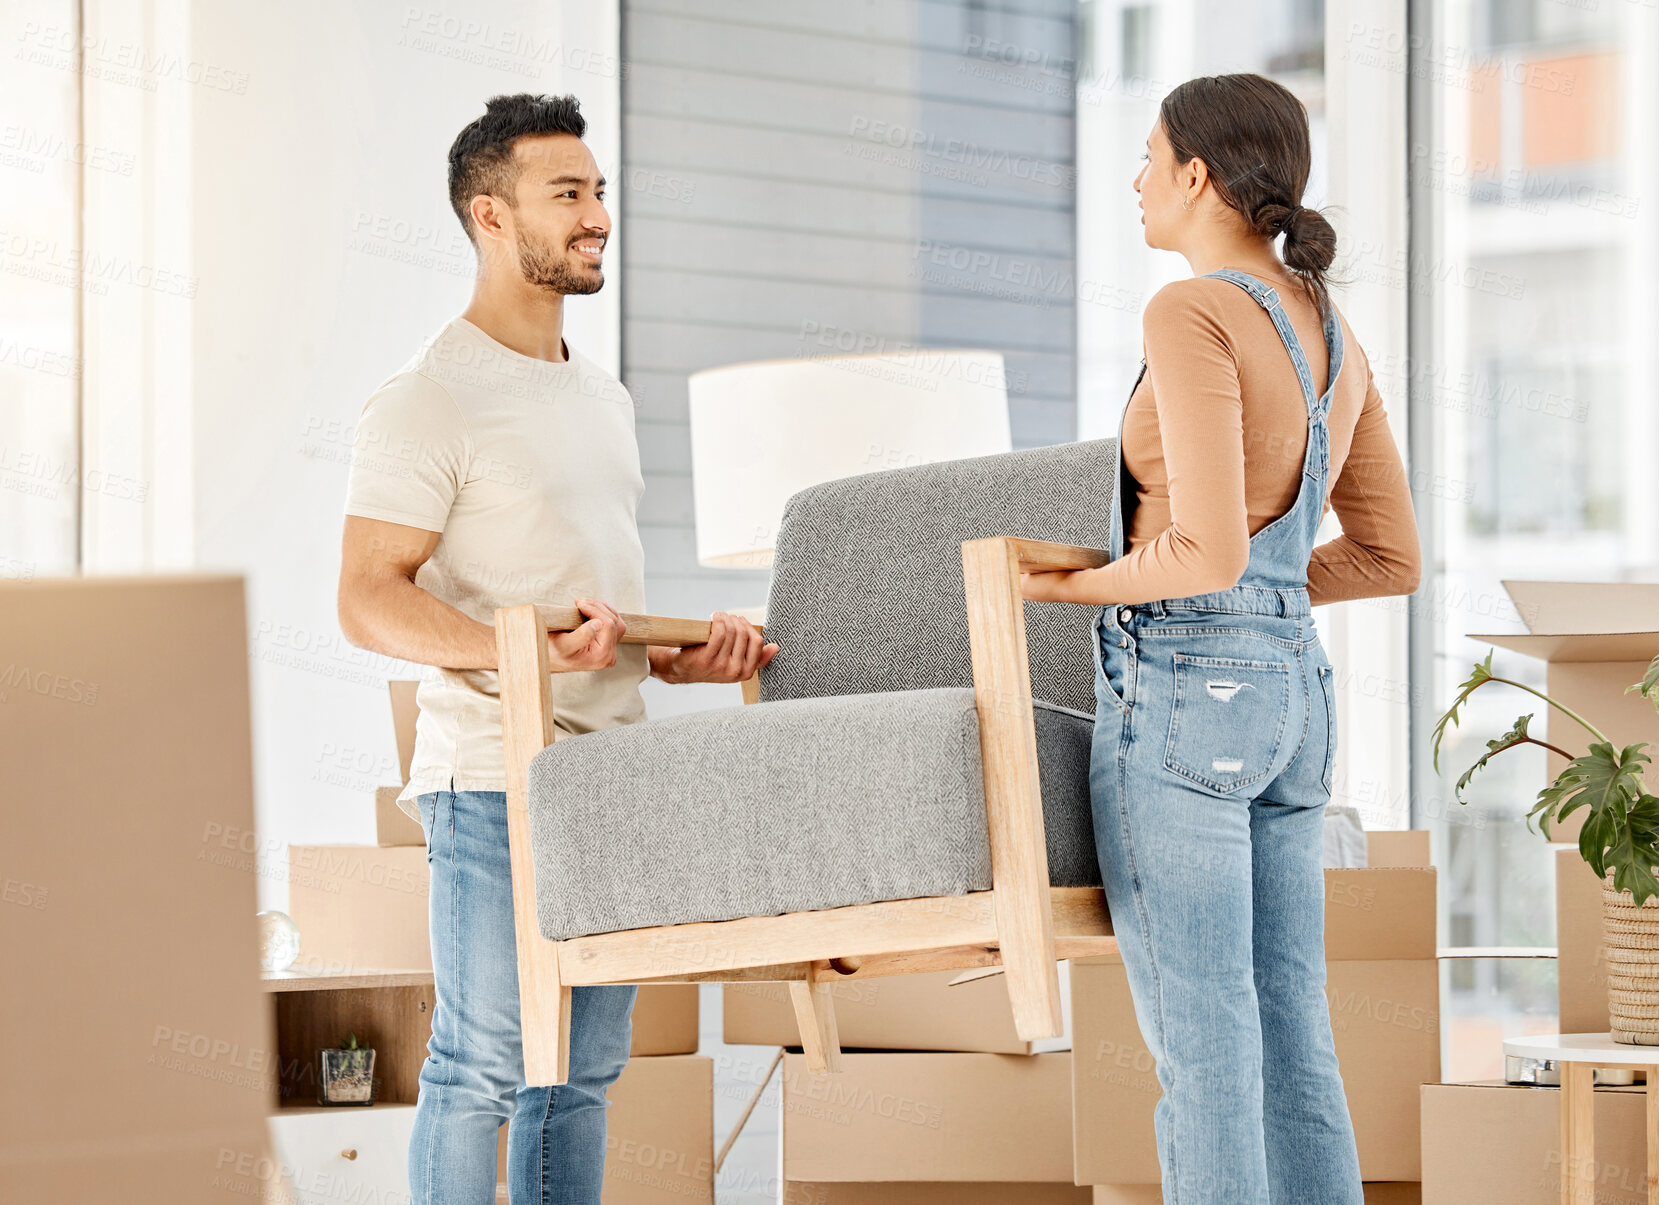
[1434,651,1659,1043]
[317,1031,376,1105]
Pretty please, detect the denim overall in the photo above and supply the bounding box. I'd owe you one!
[1087,269,1364,1204]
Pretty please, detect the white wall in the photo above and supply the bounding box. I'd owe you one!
[78,0,622,905]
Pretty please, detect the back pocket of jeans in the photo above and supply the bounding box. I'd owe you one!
[1163,653,1291,796]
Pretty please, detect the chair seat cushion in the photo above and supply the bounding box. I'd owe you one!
[527,688,1101,941]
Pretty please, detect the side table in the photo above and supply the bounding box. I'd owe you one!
[1502,1032,1659,1204]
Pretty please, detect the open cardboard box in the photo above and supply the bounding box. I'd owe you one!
[1472,583,1659,1034]
[1072,830,1438,1185]
[1470,581,1659,845]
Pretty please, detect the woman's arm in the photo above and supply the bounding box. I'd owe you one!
[1307,354,1422,605]
[1024,281,1250,606]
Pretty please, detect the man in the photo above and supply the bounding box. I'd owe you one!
[337,93,776,1205]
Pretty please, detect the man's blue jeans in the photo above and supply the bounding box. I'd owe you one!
[410,788,637,1205]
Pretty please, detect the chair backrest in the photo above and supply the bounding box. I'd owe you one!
[757,439,1116,716]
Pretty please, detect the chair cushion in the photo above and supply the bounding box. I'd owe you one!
[527,689,1101,941]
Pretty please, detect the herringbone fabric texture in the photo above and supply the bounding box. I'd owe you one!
[528,688,1100,941]
[756,439,1117,715]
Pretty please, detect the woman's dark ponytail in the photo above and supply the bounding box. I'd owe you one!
[1160,74,1337,318]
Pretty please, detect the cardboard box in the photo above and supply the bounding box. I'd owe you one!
[1556,843,1609,1033]
[786,1185,1089,1204]
[1,576,274,1202]
[1366,829,1431,868]
[390,678,421,784]
[1471,581,1659,844]
[374,783,426,846]
[782,1052,1074,1182]
[284,849,696,1052]
[498,1054,714,1202]
[1422,1080,1652,1204]
[632,984,700,1056]
[1071,833,1438,1185]
[726,964,1071,1055]
[372,680,425,844]
[1093,1184,1419,1203]
[288,843,434,971]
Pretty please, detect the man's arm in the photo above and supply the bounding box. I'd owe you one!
[337,515,626,672]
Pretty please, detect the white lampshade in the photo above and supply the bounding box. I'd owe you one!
[687,350,1012,568]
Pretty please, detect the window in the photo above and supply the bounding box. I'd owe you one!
[1408,0,1659,1077]
[1076,0,1328,441]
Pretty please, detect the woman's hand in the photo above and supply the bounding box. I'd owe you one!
[649,611,777,685]
[1020,567,1115,605]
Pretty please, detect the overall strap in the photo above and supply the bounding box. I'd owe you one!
[1202,269,1345,422]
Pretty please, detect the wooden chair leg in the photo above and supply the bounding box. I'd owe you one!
[999,930,1063,1041]
[522,965,573,1088]
[788,965,842,1073]
[496,603,574,1086]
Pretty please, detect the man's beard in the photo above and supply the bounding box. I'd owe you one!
[516,231,603,295]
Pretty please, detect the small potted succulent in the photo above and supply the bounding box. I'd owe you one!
[1434,651,1659,1043]
[317,1032,376,1105]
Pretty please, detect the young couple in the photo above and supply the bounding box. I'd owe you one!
[337,78,1418,1205]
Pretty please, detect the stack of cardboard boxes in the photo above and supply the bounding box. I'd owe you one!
[726,829,1437,1201]
[287,684,714,1204]
[1420,582,1659,1205]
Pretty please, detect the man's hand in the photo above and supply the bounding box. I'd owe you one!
[548,598,628,672]
[1020,568,1114,605]
[650,611,778,686]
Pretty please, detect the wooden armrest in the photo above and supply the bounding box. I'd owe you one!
[527,606,762,648]
[992,537,1110,574]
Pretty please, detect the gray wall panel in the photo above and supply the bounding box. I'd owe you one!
[622,0,1078,669]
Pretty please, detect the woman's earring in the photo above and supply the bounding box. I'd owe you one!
[1182,196,1195,212]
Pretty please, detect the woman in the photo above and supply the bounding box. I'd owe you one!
[1022,74,1420,1203]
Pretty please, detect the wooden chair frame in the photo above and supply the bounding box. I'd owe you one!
[497,537,1119,1085]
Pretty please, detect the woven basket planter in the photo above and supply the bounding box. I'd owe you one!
[1603,872,1659,1044]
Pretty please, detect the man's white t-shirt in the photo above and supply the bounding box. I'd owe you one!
[343,316,648,817]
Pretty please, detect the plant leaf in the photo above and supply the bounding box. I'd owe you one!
[1432,651,1497,774]
[1454,713,1534,801]
[1605,793,1659,908]
[1529,742,1646,841]
[1528,759,1591,839]
[1628,654,1659,712]
[1537,742,1654,896]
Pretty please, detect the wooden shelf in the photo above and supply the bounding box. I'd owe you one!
[263,973,436,1110]
[273,1099,418,1115]
[261,967,435,993]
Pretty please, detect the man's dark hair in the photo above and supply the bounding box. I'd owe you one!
[448,93,586,243]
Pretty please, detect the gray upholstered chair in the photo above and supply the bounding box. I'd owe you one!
[496,439,1120,1085]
